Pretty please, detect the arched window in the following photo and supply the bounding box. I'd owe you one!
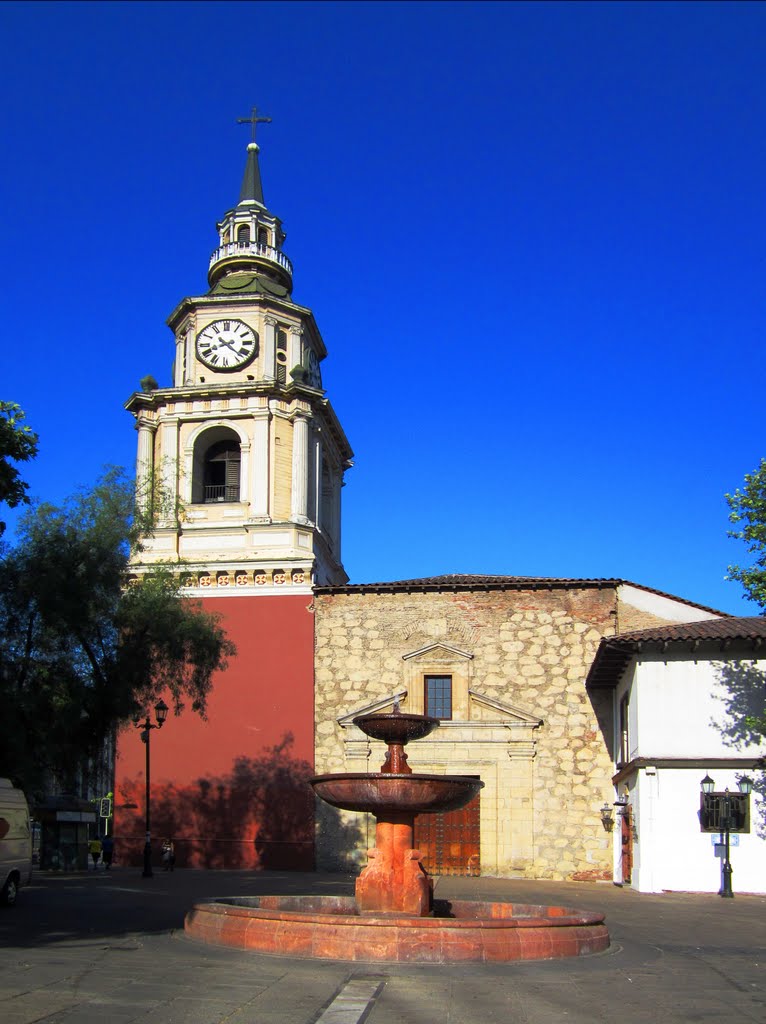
[237,224,251,245]
[192,428,242,504]
[257,227,269,247]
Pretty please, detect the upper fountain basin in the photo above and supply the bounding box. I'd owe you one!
[352,712,440,744]
[310,773,484,815]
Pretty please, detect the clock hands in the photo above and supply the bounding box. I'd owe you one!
[216,337,240,352]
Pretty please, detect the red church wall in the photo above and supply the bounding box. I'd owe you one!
[114,593,316,870]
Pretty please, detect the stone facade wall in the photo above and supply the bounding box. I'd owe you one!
[314,586,621,880]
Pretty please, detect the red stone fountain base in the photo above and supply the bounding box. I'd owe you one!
[184,895,610,963]
[185,711,610,963]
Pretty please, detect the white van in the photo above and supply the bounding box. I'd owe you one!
[0,779,33,905]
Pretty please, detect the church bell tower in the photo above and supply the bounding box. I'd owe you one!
[116,113,352,870]
[126,112,353,593]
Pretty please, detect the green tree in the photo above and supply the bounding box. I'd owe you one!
[726,458,766,613]
[0,401,39,536]
[0,468,235,800]
[726,459,766,742]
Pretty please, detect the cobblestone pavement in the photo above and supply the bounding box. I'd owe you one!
[0,869,763,1023]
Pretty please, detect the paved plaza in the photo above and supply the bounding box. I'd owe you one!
[0,868,763,1023]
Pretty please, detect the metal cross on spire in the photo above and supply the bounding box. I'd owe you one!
[236,107,272,144]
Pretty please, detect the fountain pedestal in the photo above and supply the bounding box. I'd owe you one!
[356,814,431,916]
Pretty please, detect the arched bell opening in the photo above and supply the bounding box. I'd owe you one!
[192,427,242,504]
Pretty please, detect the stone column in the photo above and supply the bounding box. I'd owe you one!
[135,415,156,513]
[506,739,536,877]
[291,414,310,524]
[263,317,277,380]
[289,323,303,378]
[174,333,184,386]
[184,324,195,385]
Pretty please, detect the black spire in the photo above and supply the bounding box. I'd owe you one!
[239,142,265,206]
[236,107,272,207]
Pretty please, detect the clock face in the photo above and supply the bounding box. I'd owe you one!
[196,319,257,371]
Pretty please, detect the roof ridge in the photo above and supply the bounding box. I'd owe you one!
[316,574,727,615]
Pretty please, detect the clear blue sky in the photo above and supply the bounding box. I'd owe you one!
[2,1,764,614]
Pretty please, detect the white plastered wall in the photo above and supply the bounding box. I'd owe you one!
[613,653,766,893]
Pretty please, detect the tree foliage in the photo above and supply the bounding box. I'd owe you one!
[0,468,235,800]
[725,460,766,747]
[726,458,766,613]
[0,401,39,536]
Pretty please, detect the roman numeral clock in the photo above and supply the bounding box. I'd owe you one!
[196,319,257,370]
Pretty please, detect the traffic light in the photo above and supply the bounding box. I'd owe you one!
[99,797,112,819]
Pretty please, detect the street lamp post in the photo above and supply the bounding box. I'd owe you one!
[135,700,169,878]
[700,774,753,899]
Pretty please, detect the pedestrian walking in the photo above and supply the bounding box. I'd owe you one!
[161,838,175,871]
[88,836,102,870]
[100,834,114,870]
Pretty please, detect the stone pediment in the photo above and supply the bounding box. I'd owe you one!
[337,688,542,728]
[337,691,408,728]
[467,689,543,726]
[402,642,473,663]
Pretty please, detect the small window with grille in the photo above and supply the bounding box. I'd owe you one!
[699,793,750,833]
[276,328,288,383]
[237,224,251,245]
[425,675,452,720]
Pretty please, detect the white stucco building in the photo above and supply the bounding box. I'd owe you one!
[588,617,766,894]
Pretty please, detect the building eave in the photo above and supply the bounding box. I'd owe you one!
[586,616,766,689]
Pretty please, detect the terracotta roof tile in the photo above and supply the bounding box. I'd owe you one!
[587,615,766,688]
[610,616,766,645]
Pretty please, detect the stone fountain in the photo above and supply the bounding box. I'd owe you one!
[184,707,610,962]
[311,706,483,917]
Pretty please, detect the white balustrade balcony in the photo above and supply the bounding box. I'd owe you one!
[209,241,293,277]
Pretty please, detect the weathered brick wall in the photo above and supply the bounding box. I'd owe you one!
[618,605,692,632]
[314,586,620,880]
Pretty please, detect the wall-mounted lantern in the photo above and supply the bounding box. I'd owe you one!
[600,803,615,832]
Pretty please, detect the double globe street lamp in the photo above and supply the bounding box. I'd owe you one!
[700,773,753,898]
[134,699,169,878]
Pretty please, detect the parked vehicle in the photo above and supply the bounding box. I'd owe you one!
[0,779,33,905]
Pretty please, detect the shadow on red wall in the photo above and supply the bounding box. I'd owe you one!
[116,734,320,870]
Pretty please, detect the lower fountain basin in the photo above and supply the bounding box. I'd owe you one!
[310,773,483,814]
[184,895,610,962]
